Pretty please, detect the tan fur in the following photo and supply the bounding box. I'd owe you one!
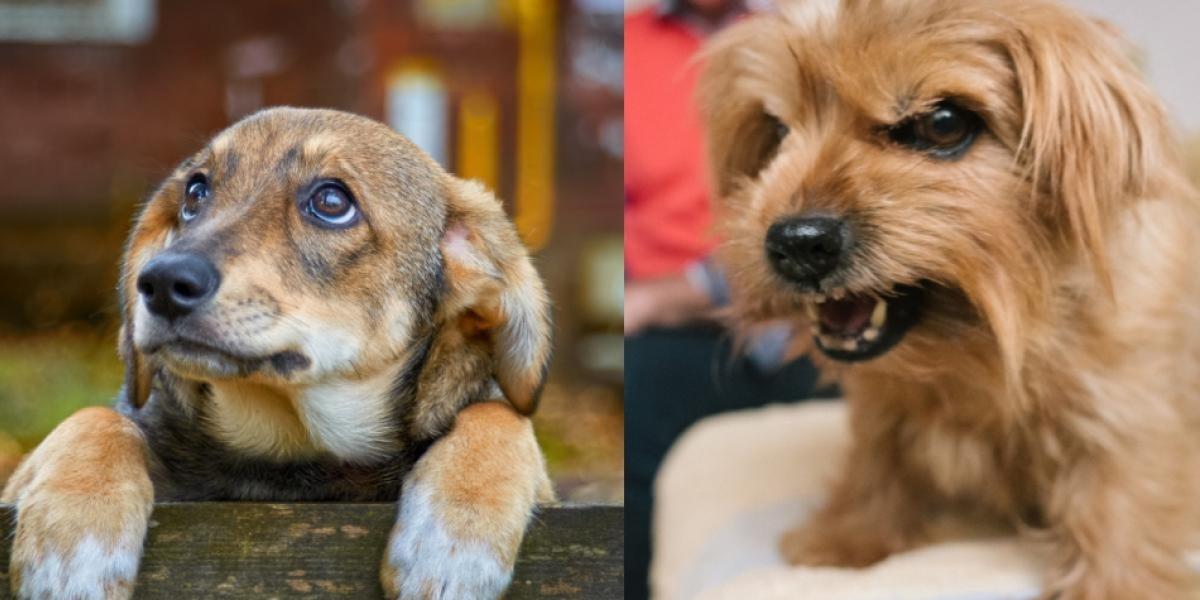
[701,0,1200,597]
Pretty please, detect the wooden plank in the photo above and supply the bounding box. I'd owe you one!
[0,503,622,598]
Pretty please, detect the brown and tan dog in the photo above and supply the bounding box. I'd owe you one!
[2,107,554,599]
[701,0,1200,597]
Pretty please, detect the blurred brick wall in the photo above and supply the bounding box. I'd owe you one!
[0,1,620,337]
[0,1,353,216]
[0,1,354,327]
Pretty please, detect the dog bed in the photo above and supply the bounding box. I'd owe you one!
[651,401,1055,600]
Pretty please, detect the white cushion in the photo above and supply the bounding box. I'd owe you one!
[652,401,1052,600]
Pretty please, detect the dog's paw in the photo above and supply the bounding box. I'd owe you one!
[3,407,153,600]
[381,484,513,600]
[9,499,146,600]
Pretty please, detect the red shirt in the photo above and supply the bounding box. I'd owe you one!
[624,8,716,280]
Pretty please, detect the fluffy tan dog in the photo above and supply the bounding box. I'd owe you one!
[700,0,1200,597]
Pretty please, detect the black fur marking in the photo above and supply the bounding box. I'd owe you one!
[525,301,556,414]
[221,151,240,181]
[523,354,553,415]
[421,250,447,321]
[336,236,379,274]
[277,145,301,179]
[270,351,311,375]
[298,250,336,286]
[390,331,436,445]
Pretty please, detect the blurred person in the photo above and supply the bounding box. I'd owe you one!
[624,1,827,598]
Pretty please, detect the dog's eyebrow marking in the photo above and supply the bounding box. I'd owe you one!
[221,151,240,180]
[276,145,302,177]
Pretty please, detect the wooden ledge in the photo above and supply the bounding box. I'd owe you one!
[0,503,622,598]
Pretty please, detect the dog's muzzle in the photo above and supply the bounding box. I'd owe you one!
[764,215,927,362]
[136,252,221,321]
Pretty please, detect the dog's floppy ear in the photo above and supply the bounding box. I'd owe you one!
[423,179,552,418]
[1001,6,1179,284]
[117,186,178,408]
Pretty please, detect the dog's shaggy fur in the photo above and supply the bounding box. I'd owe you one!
[701,0,1200,596]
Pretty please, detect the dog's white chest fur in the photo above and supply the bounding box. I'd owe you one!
[204,371,398,462]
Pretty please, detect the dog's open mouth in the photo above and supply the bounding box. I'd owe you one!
[802,283,925,361]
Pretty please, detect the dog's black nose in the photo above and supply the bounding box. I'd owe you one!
[136,252,220,320]
[765,216,849,285]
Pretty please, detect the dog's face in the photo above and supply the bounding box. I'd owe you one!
[120,108,550,442]
[702,0,1176,374]
[127,109,445,387]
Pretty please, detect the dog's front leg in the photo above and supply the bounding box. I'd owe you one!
[1041,446,1197,599]
[780,427,930,568]
[381,401,553,600]
[2,407,154,600]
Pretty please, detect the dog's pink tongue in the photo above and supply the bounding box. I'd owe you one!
[819,295,875,335]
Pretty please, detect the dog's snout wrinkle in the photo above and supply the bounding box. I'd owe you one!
[765,216,850,286]
[137,252,221,321]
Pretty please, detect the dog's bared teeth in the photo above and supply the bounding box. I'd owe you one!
[841,338,859,352]
[813,293,826,304]
[862,327,880,342]
[831,288,846,300]
[870,297,888,328]
[818,334,839,348]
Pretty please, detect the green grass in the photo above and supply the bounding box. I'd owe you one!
[0,328,123,450]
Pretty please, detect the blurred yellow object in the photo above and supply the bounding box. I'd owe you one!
[457,90,500,191]
[511,0,557,250]
[416,0,501,29]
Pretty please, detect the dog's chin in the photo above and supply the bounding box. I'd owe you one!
[797,282,928,363]
[148,339,312,382]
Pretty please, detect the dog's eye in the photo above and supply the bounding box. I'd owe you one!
[743,112,789,177]
[766,113,789,151]
[303,181,359,228]
[770,115,789,143]
[181,173,209,222]
[918,106,971,147]
[888,102,981,159]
